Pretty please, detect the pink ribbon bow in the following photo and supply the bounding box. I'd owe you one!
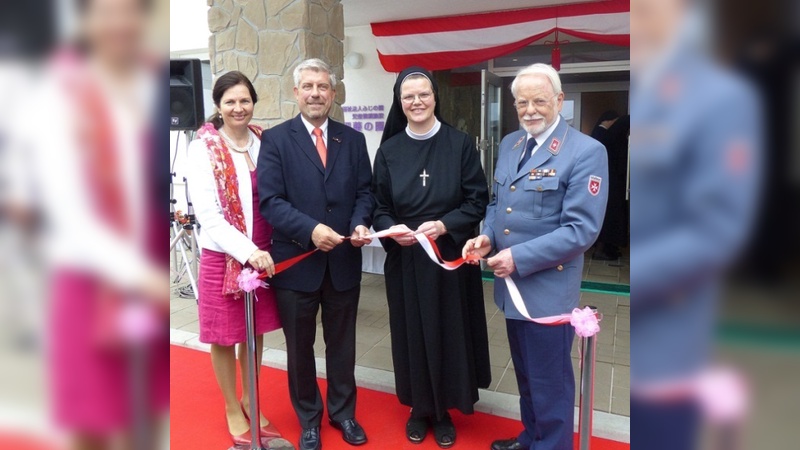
[570,306,601,337]
[238,268,268,293]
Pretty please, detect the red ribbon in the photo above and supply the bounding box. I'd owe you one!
[255,234,480,279]
[258,249,319,279]
[257,238,354,279]
[420,234,482,268]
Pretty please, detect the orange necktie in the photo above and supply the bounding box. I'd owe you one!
[313,127,327,167]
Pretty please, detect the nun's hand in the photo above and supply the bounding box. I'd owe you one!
[416,220,447,241]
[388,224,416,246]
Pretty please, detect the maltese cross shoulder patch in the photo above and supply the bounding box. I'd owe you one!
[588,175,602,196]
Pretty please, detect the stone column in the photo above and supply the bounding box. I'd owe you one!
[207,0,345,128]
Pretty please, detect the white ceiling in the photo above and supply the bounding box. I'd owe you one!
[341,0,600,27]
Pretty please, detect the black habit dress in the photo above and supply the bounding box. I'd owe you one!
[372,123,491,420]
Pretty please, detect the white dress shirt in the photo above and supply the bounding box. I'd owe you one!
[300,115,329,149]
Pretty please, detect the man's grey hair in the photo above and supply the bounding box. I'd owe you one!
[510,63,562,98]
[293,58,337,88]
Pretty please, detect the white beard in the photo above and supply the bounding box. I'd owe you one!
[522,116,548,136]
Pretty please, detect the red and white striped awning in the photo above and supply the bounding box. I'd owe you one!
[370,0,629,72]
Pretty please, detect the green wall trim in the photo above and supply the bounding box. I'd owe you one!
[717,322,800,350]
[480,271,630,296]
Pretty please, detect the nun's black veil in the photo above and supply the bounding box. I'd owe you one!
[380,66,447,144]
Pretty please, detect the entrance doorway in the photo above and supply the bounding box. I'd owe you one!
[433,65,630,288]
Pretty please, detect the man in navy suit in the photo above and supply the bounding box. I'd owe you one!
[258,59,373,450]
[464,63,608,450]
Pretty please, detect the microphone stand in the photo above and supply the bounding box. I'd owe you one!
[184,175,201,284]
[169,129,200,301]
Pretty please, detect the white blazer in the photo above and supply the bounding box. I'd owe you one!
[186,130,261,264]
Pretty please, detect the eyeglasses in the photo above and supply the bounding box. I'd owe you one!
[515,94,559,110]
[401,92,433,104]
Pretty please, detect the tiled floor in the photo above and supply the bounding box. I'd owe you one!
[170,247,630,417]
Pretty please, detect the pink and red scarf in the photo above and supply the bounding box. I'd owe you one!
[196,122,263,296]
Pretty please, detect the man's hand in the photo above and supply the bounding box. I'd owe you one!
[388,224,416,246]
[462,234,492,265]
[247,249,275,277]
[311,224,344,252]
[416,220,447,241]
[350,225,372,248]
[487,248,515,278]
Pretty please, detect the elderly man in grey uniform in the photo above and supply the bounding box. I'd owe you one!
[463,63,608,450]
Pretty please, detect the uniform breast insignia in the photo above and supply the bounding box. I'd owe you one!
[529,168,557,180]
[512,135,525,150]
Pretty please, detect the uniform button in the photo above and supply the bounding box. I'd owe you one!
[506,207,512,214]
[537,186,543,192]
[326,207,332,212]
[504,229,510,235]
[510,185,516,192]
[556,264,564,271]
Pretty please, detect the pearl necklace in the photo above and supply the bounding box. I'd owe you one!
[219,128,253,153]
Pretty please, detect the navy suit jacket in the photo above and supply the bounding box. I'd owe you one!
[257,115,374,292]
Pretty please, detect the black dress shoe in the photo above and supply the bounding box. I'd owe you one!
[329,418,367,445]
[299,427,321,450]
[491,438,525,450]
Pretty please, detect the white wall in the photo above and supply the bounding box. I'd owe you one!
[340,26,395,270]
[341,25,397,163]
[170,0,211,54]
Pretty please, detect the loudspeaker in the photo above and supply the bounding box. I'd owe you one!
[170,59,204,130]
[0,0,55,58]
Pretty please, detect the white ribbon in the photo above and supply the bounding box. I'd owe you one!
[364,229,599,332]
[502,276,573,324]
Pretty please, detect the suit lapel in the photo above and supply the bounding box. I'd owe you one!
[289,116,325,174]
[324,121,344,180]
[512,117,568,183]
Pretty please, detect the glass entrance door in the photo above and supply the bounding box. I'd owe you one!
[480,69,503,196]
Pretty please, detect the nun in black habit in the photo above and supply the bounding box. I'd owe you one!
[372,67,491,448]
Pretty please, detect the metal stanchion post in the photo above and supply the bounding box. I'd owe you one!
[130,339,148,450]
[578,306,598,450]
[243,290,265,450]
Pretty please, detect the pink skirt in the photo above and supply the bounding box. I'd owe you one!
[49,269,169,435]
[198,249,281,346]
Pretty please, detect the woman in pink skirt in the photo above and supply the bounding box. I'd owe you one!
[187,71,289,448]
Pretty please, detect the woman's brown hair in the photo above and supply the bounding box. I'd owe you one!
[206,70,259,130]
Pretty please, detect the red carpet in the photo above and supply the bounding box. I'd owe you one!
[0,432,63,450]
[171,345,628,450]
